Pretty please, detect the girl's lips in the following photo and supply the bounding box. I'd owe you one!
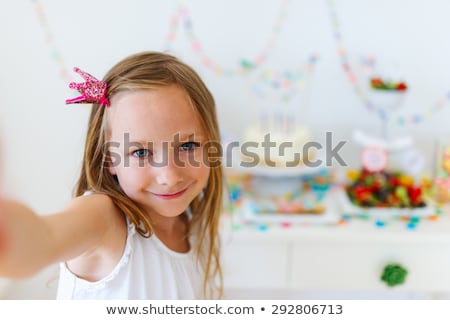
[152,188,188,200]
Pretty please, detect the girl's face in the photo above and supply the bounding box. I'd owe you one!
[107,85,211,220]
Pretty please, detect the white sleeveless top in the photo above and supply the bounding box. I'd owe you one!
[56,218,203,299]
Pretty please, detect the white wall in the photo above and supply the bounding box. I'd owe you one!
[1,0,450,298]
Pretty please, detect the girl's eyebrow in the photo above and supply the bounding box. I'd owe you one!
[178,133,206,140]
[128,133,206,145]
[126,141,153,149]
[171,132,208,142]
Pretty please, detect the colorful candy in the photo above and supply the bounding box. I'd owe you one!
[346,169,426,208]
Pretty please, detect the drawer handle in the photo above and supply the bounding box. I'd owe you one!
[381,264,408,287]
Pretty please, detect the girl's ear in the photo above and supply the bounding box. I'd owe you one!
[106,141,118,175]
[108,165,117,176]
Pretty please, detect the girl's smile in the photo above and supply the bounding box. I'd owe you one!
[150,187,189,200]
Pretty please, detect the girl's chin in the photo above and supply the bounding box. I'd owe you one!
[144,204,190,218]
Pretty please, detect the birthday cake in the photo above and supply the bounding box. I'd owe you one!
[241,123,313,167]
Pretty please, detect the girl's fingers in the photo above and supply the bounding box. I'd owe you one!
[0,199,6,255]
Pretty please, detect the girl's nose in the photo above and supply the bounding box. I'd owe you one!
[154,154,183,186]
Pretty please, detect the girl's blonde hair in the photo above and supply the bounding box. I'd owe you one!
[74,51,223,298]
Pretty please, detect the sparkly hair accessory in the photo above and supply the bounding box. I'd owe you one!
[65,67,110,107]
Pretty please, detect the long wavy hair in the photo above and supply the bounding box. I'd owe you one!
[74,51,223,298]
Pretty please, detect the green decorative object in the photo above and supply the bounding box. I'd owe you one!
[381,264,408,287]
[240,59,255,70]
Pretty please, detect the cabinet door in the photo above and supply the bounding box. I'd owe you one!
[291,243,450,291]
[222,242,289,289]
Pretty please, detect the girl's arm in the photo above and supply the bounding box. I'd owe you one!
[0,194,125,280]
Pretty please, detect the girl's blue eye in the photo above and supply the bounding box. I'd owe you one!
[180,142,200,151]
[133,149,151,158]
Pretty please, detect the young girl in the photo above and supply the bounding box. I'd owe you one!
[0,51,224,299]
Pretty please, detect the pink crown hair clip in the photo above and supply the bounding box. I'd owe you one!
[65,67,110,107]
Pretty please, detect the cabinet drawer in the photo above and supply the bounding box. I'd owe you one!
[291,243,450,291]
[222,243,288,289]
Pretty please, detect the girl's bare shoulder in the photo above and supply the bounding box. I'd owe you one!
[65,192,117,212]
[56,193,128,281]
[45,192,126,260]
[59,192,125,238]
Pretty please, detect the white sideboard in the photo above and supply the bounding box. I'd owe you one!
[221,205,450,298]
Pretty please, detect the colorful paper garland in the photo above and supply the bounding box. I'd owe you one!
[31,0,73,83]
[163,0,291,76]
[325,0,450,125]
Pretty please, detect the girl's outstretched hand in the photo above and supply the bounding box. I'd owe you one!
[0,198,24,275]
[0,198,13,259]
[0,198,15,275]
[0,198,46,278]
[0,198,6,256]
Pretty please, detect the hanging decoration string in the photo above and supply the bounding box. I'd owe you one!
[249,54,319,104]
[325,0,449,125]
[31,0,73,83]
[163,0,291,76]
[163,0,319,107]
[32,0,315,106]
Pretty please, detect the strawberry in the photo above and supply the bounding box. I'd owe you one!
[371,77,384,88]
[397,82,408,91]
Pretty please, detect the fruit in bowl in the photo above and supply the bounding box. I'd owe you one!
[370,77,408,91]
[346,169,426,208]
